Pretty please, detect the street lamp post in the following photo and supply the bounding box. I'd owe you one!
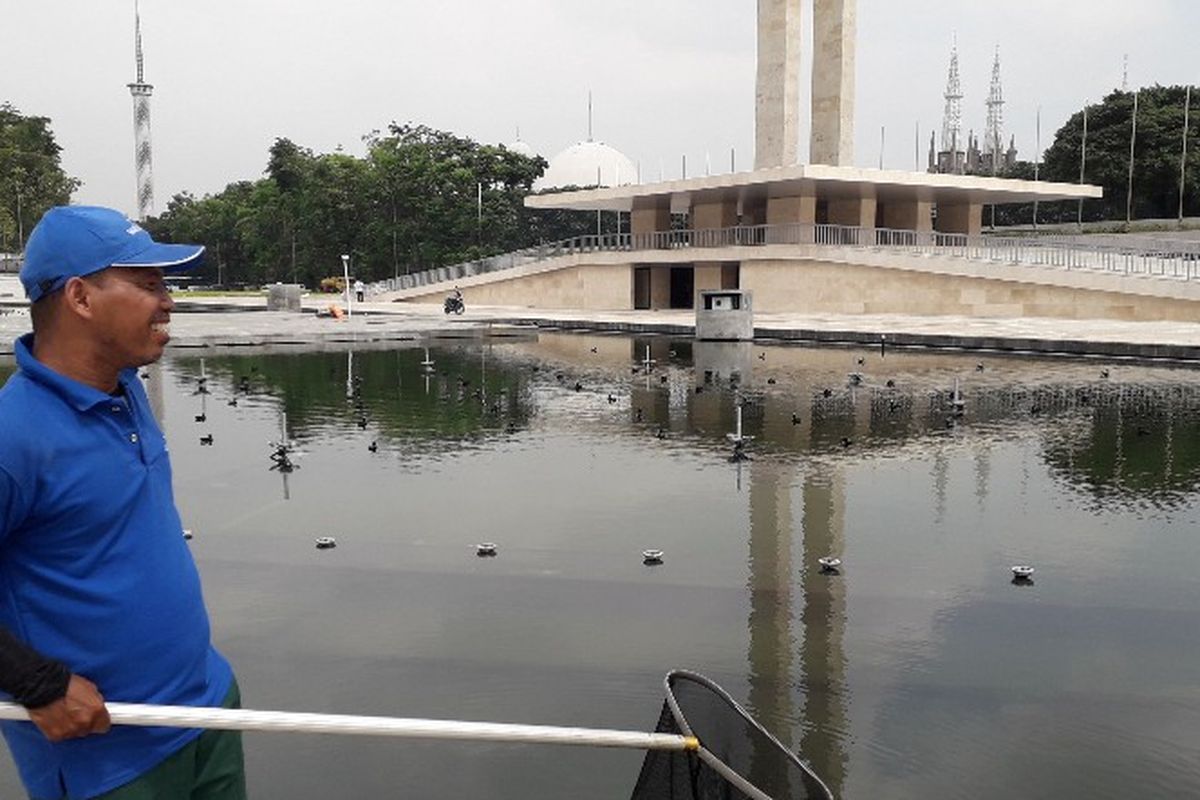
[341,254,352,319]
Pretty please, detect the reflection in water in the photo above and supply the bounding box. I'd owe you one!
[932,448,950,524]
[5,338,1200,799]
[973,444,991,509]
[796,472,848,797]
[1042,386,1200,507]
[156,338,1200,508]
[746,458,795,796]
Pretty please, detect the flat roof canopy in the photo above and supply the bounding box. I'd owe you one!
[525,164,1104,214]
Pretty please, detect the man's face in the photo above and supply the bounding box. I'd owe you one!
[85,266,174,369]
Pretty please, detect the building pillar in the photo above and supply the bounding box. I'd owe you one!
[810,0,856,166]
[692,197,739,231]
[649,267,672,309]
[742,198,767,227]
[766,190,817,243]
[827,196,876,244]
[882,200,933,232]
[631,197,672,249]
[935,201,983,236]
[881,199,934,244]
[755,0,803,169]
[694,261,725,306]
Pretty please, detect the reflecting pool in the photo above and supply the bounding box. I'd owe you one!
[2,334,1200,799]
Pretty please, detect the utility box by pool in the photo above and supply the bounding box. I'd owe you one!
[267,283,304,312]
[696,290,753,341]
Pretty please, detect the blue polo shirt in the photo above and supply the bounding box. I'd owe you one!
[0,334,232,800]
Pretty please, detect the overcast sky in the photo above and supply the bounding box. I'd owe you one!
[4,0,1197,217]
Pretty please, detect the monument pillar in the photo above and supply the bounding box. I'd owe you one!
[755,0,802,169]
[810,0,856,166]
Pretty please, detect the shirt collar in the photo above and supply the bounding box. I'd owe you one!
[14,333,139,412]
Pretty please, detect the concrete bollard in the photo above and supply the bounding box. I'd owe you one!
[696,290,754,341]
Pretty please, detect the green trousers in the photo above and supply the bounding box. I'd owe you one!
[93,681,247,800]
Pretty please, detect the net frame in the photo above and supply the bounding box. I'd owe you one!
[657,669,835,800]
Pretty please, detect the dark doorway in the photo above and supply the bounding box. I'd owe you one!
[669,267,694,309]
[633,267,651,310]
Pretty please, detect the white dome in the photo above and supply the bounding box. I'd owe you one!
[533,140,638,191]
[506,139,537,158]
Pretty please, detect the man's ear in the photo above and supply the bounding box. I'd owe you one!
[61,276,97,321]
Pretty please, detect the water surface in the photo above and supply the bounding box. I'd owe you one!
[2,335,1199,799]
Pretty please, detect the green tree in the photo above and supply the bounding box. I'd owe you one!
[0,102,80,251]
[150,122,563,287]
[1041,85,1198,222]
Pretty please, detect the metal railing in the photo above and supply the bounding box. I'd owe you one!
[371,223,1200,295]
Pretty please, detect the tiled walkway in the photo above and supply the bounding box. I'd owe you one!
[2,276,1199,361]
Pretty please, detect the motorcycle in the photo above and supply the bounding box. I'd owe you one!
[443,291,464,315]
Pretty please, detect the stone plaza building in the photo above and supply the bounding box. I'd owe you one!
[380,1,1199,323]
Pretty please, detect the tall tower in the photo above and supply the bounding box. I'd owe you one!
[755,0,803,169]
[940,40,964,156]
[983,47,1005,166]
[127,0,155,220]
[809,0,856,166]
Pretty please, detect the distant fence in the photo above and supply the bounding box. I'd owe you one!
[0,254,20,274]
[369,223,1200,297]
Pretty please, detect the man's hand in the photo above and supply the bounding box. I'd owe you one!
[27,674,111,742]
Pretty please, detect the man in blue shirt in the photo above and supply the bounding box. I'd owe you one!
[0,206,244,799]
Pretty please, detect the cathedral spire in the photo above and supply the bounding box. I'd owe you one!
[940,37,963,155]
[984,46,1005,162]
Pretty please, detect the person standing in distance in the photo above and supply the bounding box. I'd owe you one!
[353,278,365,303]
[0,206,245,799]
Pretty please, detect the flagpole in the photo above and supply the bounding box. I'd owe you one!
[1181,86,1192,223]
[1033,106,1041,228]
[1079,104,1089,229]
[1127,90,1139,224]
[915,121,920,171]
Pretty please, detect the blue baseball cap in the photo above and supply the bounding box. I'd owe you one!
[20,205,205,303]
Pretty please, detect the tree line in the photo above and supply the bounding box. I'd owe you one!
[992,85,1198,226]
[0,102,79,252]
[2,86,1197,276]
[144,124,616,288]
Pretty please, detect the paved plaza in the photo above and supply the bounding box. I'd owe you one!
[2,275,1199,361]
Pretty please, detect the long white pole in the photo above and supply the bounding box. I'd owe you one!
[341,254,352,319]
[1033,106,1041,228]
[1181,86,1191,223]
[0,702,697,752]
[915,121,920,171]
[1127,90,1139,223]
[1079,105,1089,228]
